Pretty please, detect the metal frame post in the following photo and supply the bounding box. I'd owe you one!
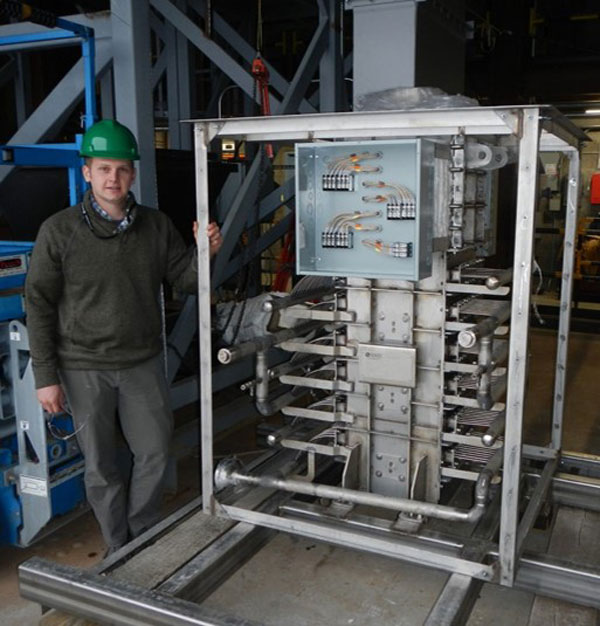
[499,109,540,586]
[195,124,214,512]
[551,149,580,449]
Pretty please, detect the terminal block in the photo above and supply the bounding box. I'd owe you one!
[391,241,412,258]
[322,173,354,191]
[387,201,416,220]
[322,230,353,249]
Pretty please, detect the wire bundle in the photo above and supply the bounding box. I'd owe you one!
[362,180,416,219]
[361,239,412,258]
[322,152,382,191]
[321,211,381,248]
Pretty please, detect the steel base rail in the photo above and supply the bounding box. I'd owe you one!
[515,552,600,609]
[221,505,495,581]
[424,573,484,626]
[19,557,263,626]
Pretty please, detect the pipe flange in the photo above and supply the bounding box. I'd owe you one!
[214,457,244,491]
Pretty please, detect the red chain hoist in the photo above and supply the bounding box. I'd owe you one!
[251,56,274,159]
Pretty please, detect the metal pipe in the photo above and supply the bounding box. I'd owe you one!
[268,353,321,378]
[485,268,513,290]
[255,350,269,403]
[266,425,296,447]
[457,301,511,349]
[217,320,322,364]
[253,349,307,416]
[255,388,306,417]
[458,317,498,349]
[477,335,494,410]
[262,286,337,313]
[215,450,503,523]
[482,412,505,447]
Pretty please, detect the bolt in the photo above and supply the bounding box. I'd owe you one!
[402,334,409,342]
[378,402,385,410]
[379,312,386,321]
[378,332,385,340]
[399,475,406,482]
[401,406,409,414]
[376,453,383,460]
[376,470,382,478]
[402,313,410,322]
[401,388,408,395]
[399,457,406,464]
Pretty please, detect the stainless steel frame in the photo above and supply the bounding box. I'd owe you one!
[194,105,592,593]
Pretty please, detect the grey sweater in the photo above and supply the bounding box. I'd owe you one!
[25,192,197,388]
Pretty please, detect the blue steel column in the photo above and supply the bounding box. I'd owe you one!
[81,35,97,129]
[319,0,345,112]
[99,68,115,119]
[14,53,31,126]
[166,0,192,150]
[110,0,157,206]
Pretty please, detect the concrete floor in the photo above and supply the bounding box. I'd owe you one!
[1,327,599,625]
[204,533,537,626]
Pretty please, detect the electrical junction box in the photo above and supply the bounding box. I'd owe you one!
[295,139,434,280]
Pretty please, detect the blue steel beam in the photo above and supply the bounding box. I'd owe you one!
[0,15,112,187]
[277,6,329,115]
[194,0,317,114]
[151,47,168,87]
[216,213,294,288]
[0,30,77,46]
[150,0,280,112]
[256,177,295,223]
[211,153,263,287]
[0,144,80,167]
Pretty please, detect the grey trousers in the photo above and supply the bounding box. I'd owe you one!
[60,355,173,549]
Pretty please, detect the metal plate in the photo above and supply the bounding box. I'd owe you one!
[357,343,416,387]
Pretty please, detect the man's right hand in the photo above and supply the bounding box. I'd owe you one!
[37,384,66,414]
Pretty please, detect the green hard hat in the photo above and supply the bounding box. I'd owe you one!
[80,119,140,160]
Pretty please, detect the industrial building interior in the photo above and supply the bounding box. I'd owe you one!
[0,1,599,625]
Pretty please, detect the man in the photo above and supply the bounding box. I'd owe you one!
[25,119,222,554]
